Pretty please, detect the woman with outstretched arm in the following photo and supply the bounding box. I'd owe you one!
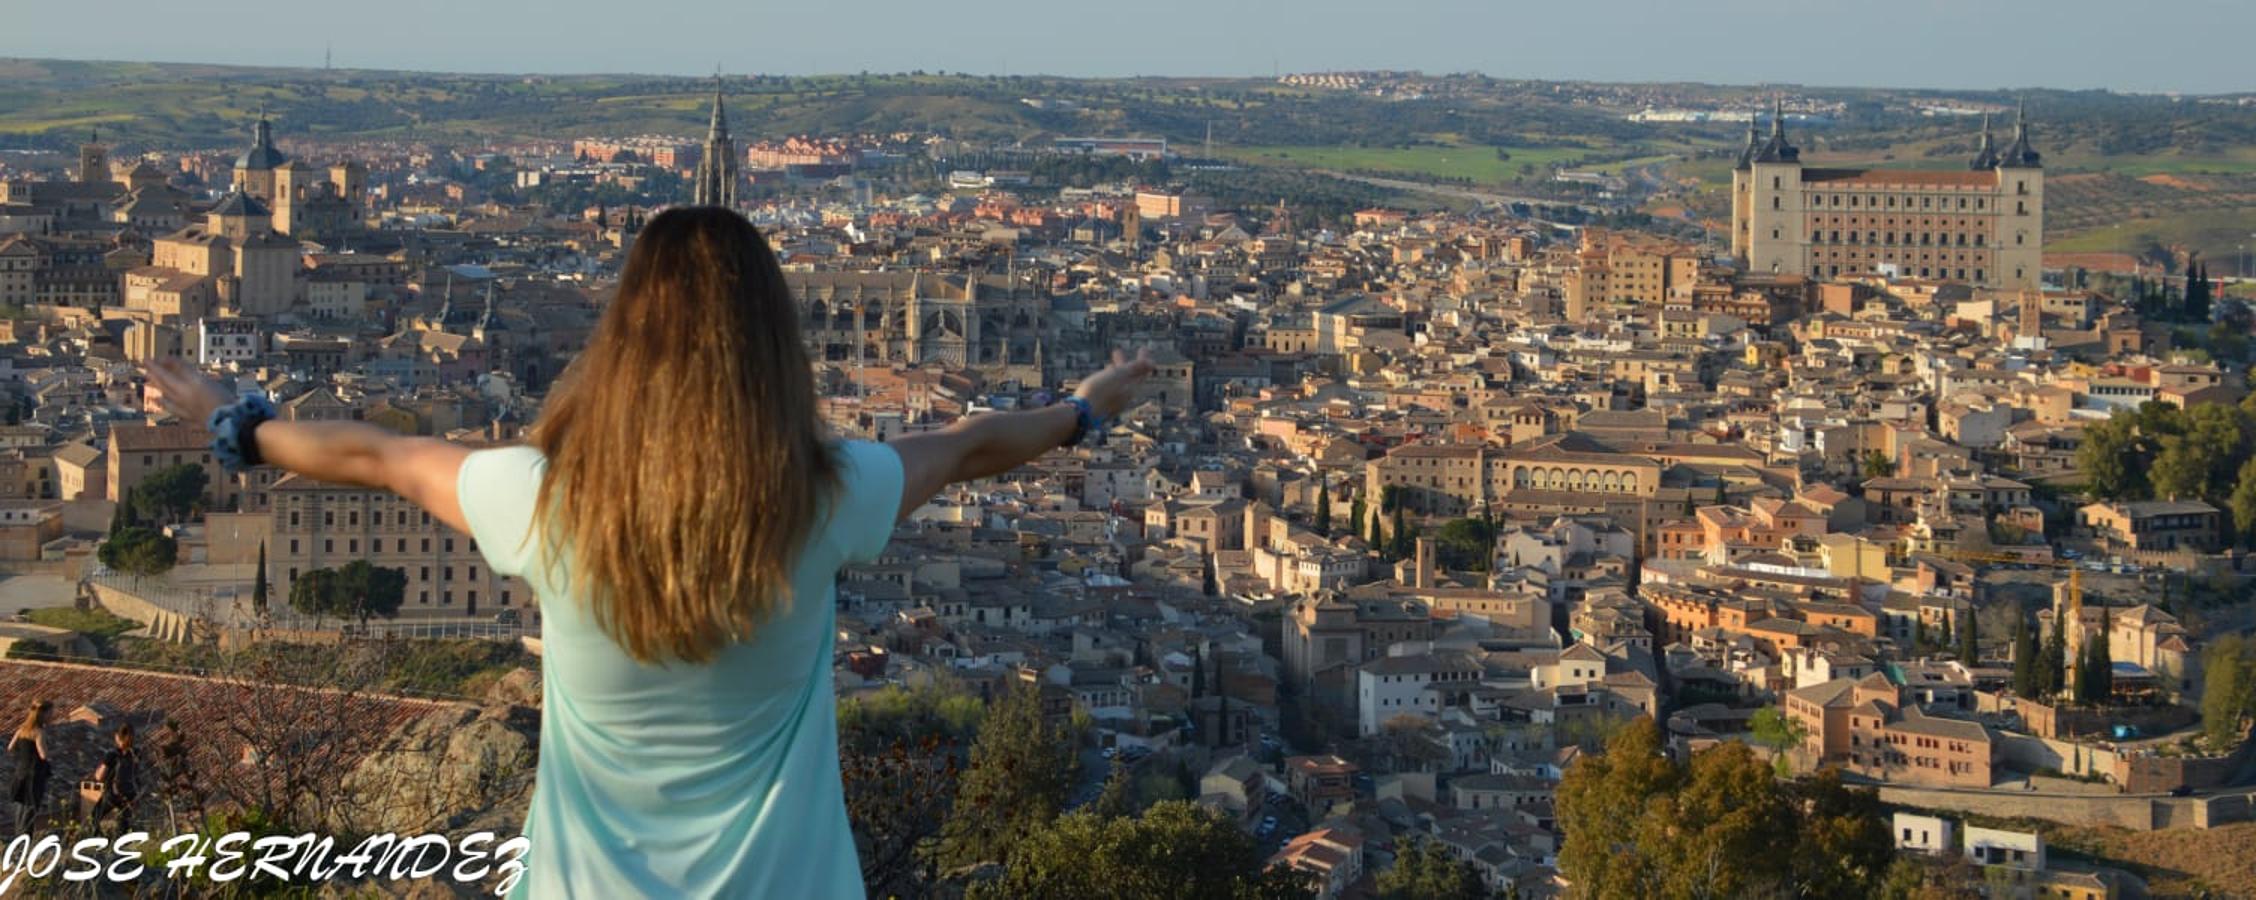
[143,205,1153,898]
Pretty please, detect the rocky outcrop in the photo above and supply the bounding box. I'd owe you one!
[334,702,538,838]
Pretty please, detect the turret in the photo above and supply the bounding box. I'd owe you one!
[1970,114,1998,170]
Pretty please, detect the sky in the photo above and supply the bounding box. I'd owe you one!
[5,0,2251,95]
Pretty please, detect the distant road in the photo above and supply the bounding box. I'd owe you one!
[1313,171,1608,217]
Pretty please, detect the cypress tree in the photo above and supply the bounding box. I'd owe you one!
[2041,621,2068,699]
[252,541,269,614]
[1959,607,1979,662]
[1349,494,1366,543]
[1190,644,1205,698]
[2011,613,2037,696]
[1314,481,1332,536]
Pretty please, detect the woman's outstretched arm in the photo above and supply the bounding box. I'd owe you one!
[889,349,1153,522]
[141,358,472,534]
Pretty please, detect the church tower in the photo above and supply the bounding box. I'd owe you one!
[233,108,288,202]
[1742,98,1807,277]
[692,80,739,208]
[78,131,109,185]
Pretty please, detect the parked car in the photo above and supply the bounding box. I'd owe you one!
[494,608,522,625]
[1101,746,1118,760]
[1257,816,1278,836]
[2058,548,2082,560]
[2169,784,2196,797]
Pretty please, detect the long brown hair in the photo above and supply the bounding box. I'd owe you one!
[14,700,48,741]
[532,206,840,665]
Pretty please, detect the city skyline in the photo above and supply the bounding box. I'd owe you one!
[3,0,2253,95]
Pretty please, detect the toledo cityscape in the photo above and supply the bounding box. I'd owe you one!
[0,3,2253,897]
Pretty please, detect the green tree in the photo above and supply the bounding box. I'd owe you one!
[1089,766,1137,820]
[1376,838,1487,900]
[1862,450,1893,479]
[107,498,132,537]
[1958,607,1979,662]
[1390,506,1416,560]
[252,541,269,614]
[1561,717,1894,900]
[2230,456,2256,545]
[1191,643,1206,698]
[2011,613,2039,698]
[933,680,1079,871]
[98,526,177,577]
[2200,635,2252,749]
[1788,767,1895,897]
[2075,412,2150,500]
[131,463,208,526]
[1748,705,1806,776]
[1433,517,1497,572]
[967,801,1314,900]
[2040,618,2068,699]
[1349,494,1366,543]
[1314,481,1331,536]
[2080,630,2114,705]
[1556,717,1679,899]
[286,560,407,619]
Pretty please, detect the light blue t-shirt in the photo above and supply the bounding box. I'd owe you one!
[457,440,903,899]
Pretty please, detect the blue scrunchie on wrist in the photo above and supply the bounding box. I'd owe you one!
[207,393,279,473]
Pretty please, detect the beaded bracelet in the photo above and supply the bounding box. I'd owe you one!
[207,393,279,473]
[1061,396,1102,448]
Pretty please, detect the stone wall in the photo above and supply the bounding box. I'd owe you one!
[1880,786,2256,831]
[88,579,193,642]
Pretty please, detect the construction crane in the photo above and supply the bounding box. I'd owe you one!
[1927,547,2090,701]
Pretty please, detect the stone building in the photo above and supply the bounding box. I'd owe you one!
[1733,100,2043,290]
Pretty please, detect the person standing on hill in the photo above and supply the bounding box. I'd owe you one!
[7,699,51,835]
[144,205,1154,897]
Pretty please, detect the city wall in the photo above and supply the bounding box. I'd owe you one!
[1878,786,2256,831]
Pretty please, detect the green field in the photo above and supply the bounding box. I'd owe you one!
[1215,142,1593,185]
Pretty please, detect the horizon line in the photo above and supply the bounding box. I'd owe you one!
[2,55,2248,100]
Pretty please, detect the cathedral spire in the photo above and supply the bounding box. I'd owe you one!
[693,77,739,207]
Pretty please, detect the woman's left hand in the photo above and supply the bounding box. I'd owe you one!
[142,358,235,425]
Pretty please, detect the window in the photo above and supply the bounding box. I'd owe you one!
[348,539,357,554]
[348,511,358,526]
[289,539,299,554]
[397,539,406,553]
[323,539,332,553]
[421,538,431,552]
[445,539,455,553]
[289,512,299,527]
[1772,197,1781,210]
[2017,201,2027,215]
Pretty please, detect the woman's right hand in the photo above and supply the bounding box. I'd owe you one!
[1074,349,1156,420]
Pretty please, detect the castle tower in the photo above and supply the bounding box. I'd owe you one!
[692,79,739,208]
[1742,98,1807,277]
[1993,101,2045,291]
[78,130,109,185]
[1729,112,1761,260]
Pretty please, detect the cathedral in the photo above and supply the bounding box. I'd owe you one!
[788,270,1053,383]
[231,108,368,243]
[1732,100,2044,290]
